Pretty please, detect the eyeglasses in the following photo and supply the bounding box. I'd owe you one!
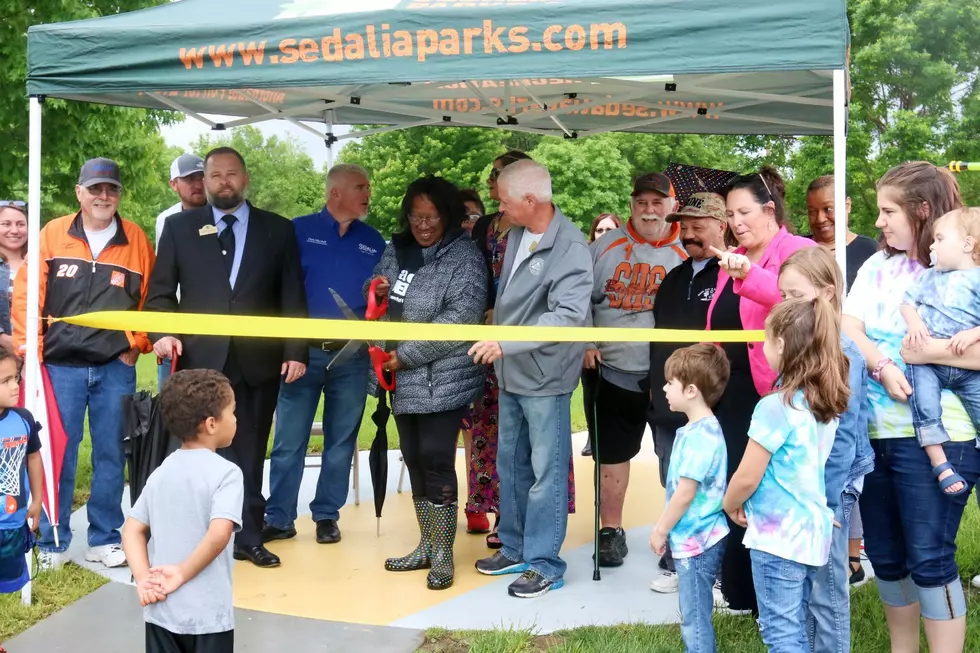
[84,185,122,197]
[408,214,442,226]
[0,201,26,208]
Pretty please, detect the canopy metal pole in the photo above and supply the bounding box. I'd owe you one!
[22,95,43,607]
[832,69,848,289]
[325,110,335,169]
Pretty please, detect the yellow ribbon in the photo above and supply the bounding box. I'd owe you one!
[59,311,765,344]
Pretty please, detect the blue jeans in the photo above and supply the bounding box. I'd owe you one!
[807,491,856,653]
[265,347,369,528]
[157,358,172,391]
[859,437,980,620]
[751,549,816,653]
[497,390,572,582]
[908,364,980,448]
[676,537,726,653]
[40,359,136,552]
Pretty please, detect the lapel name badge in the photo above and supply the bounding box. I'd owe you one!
[199,224,218,236]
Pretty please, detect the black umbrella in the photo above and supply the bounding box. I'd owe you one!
[369,387,392,536]
[122,389,180,506]
[663,162,739,207]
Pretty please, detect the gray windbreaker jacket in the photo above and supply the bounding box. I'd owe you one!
[494,206,593,396]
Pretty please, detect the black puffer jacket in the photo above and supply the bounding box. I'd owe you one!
[366,229,488,415]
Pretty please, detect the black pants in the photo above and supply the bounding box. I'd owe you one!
[395,407,466,505]
[582,367,600,440]
[146,623,233,653]
[218,346,280,547]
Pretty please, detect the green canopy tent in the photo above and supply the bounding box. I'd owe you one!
[22,0,850,591]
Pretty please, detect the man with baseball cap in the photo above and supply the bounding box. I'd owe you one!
[586,171,686,569]
[13,157,155,571]
[647,191,729,592]
[154,154,205,387]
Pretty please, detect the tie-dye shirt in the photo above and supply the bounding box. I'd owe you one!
[743,391,836,567]
[844,251,973,441]
[666,415,729,559]
[903,267,980,339]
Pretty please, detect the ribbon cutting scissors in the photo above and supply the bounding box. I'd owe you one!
[326,279,395,391]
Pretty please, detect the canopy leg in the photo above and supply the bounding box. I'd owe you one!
[832,69,848,291]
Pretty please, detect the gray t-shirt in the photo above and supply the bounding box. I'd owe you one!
[130,448,243,635]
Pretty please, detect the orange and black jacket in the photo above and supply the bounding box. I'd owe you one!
[13,213,155,366]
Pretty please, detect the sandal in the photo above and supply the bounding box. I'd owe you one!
[848,556,865,585]
[933,462,968,497]
[486,513,502,549]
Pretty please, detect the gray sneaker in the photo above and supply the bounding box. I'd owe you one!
[475,551,528,576]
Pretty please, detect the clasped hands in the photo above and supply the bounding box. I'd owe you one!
[135,565,186,607]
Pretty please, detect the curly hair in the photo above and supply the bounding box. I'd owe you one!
[766,298,849,424]
[159,369,234,442]
[397,176,467,235]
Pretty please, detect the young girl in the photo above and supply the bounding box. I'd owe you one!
[778,247,873,653]
[722,298,849,652]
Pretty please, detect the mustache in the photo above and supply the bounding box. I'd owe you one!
[682,239,704,249]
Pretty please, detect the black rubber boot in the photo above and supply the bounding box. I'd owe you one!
[384,498,431,572]
[426,501,458,590]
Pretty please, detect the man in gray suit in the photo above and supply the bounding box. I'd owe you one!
[469,160,593,598]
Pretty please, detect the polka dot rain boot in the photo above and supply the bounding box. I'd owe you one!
[426,501,458,590]
[384,498,432,572]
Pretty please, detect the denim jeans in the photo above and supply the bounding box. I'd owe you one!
[265,347,369,528]
[859,437,980,620]
[157,358,172,392]
[751,549,817,653]
[907,363,980,448]
[497,390,572,582]
[676,537,726,653]
[807,491,856,653]
[40,359,136,552]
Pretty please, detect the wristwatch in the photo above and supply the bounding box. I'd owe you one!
[872,357,895,382]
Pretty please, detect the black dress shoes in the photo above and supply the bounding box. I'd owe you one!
[261,524,297,543]
[316,519,341,544]
[233,544,281,568]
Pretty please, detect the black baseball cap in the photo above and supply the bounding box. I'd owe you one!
[632,172,674,198]
[78,158,122,188]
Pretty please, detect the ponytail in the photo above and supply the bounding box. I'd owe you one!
[766,298,849,423]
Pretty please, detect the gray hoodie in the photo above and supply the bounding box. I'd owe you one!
[367,229,488,415]
[494,206,593,396]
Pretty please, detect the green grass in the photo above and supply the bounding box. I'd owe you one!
[417,502,980,652]
[0,563,108,642]
[72,356,588,509]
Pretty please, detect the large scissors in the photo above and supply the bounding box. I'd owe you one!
[327,279,395,391]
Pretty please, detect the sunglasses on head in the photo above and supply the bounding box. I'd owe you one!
[0,200,27,208]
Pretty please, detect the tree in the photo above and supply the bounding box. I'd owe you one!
[339,126,508,236]
[0,0,182,235]
[190,126,323,220]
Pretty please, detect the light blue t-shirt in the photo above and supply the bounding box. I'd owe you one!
[904,266,980,339]
[743,391,836,567]
[666,416,729,559]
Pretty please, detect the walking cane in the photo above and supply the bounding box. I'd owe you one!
[592,377,602,582]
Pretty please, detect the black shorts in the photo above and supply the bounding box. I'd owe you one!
[589,376,651,465]
[146,623,234,653]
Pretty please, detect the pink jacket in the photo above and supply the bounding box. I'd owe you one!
[706,227,816,397]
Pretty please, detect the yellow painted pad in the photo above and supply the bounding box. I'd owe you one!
[232,452,665,625]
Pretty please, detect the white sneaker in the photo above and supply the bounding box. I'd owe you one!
[712,580,725,607]
[85,544,128,568]
[972,575,980,590]
[37,550,68,571]
[650,570,679,593]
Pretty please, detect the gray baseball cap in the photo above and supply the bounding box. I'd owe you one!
[170,154,205,180]
[78,158,122,188]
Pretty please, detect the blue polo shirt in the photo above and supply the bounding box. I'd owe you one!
[293,208,386,319]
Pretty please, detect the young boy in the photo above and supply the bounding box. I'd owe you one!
[900,207,980,497]
[122,369,242,653]
[0,350,42,594]
[650,343,730,653]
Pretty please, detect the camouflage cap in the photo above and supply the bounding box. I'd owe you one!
[666,191,727,223]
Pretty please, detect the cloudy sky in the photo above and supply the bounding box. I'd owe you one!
[160,115,353,169]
